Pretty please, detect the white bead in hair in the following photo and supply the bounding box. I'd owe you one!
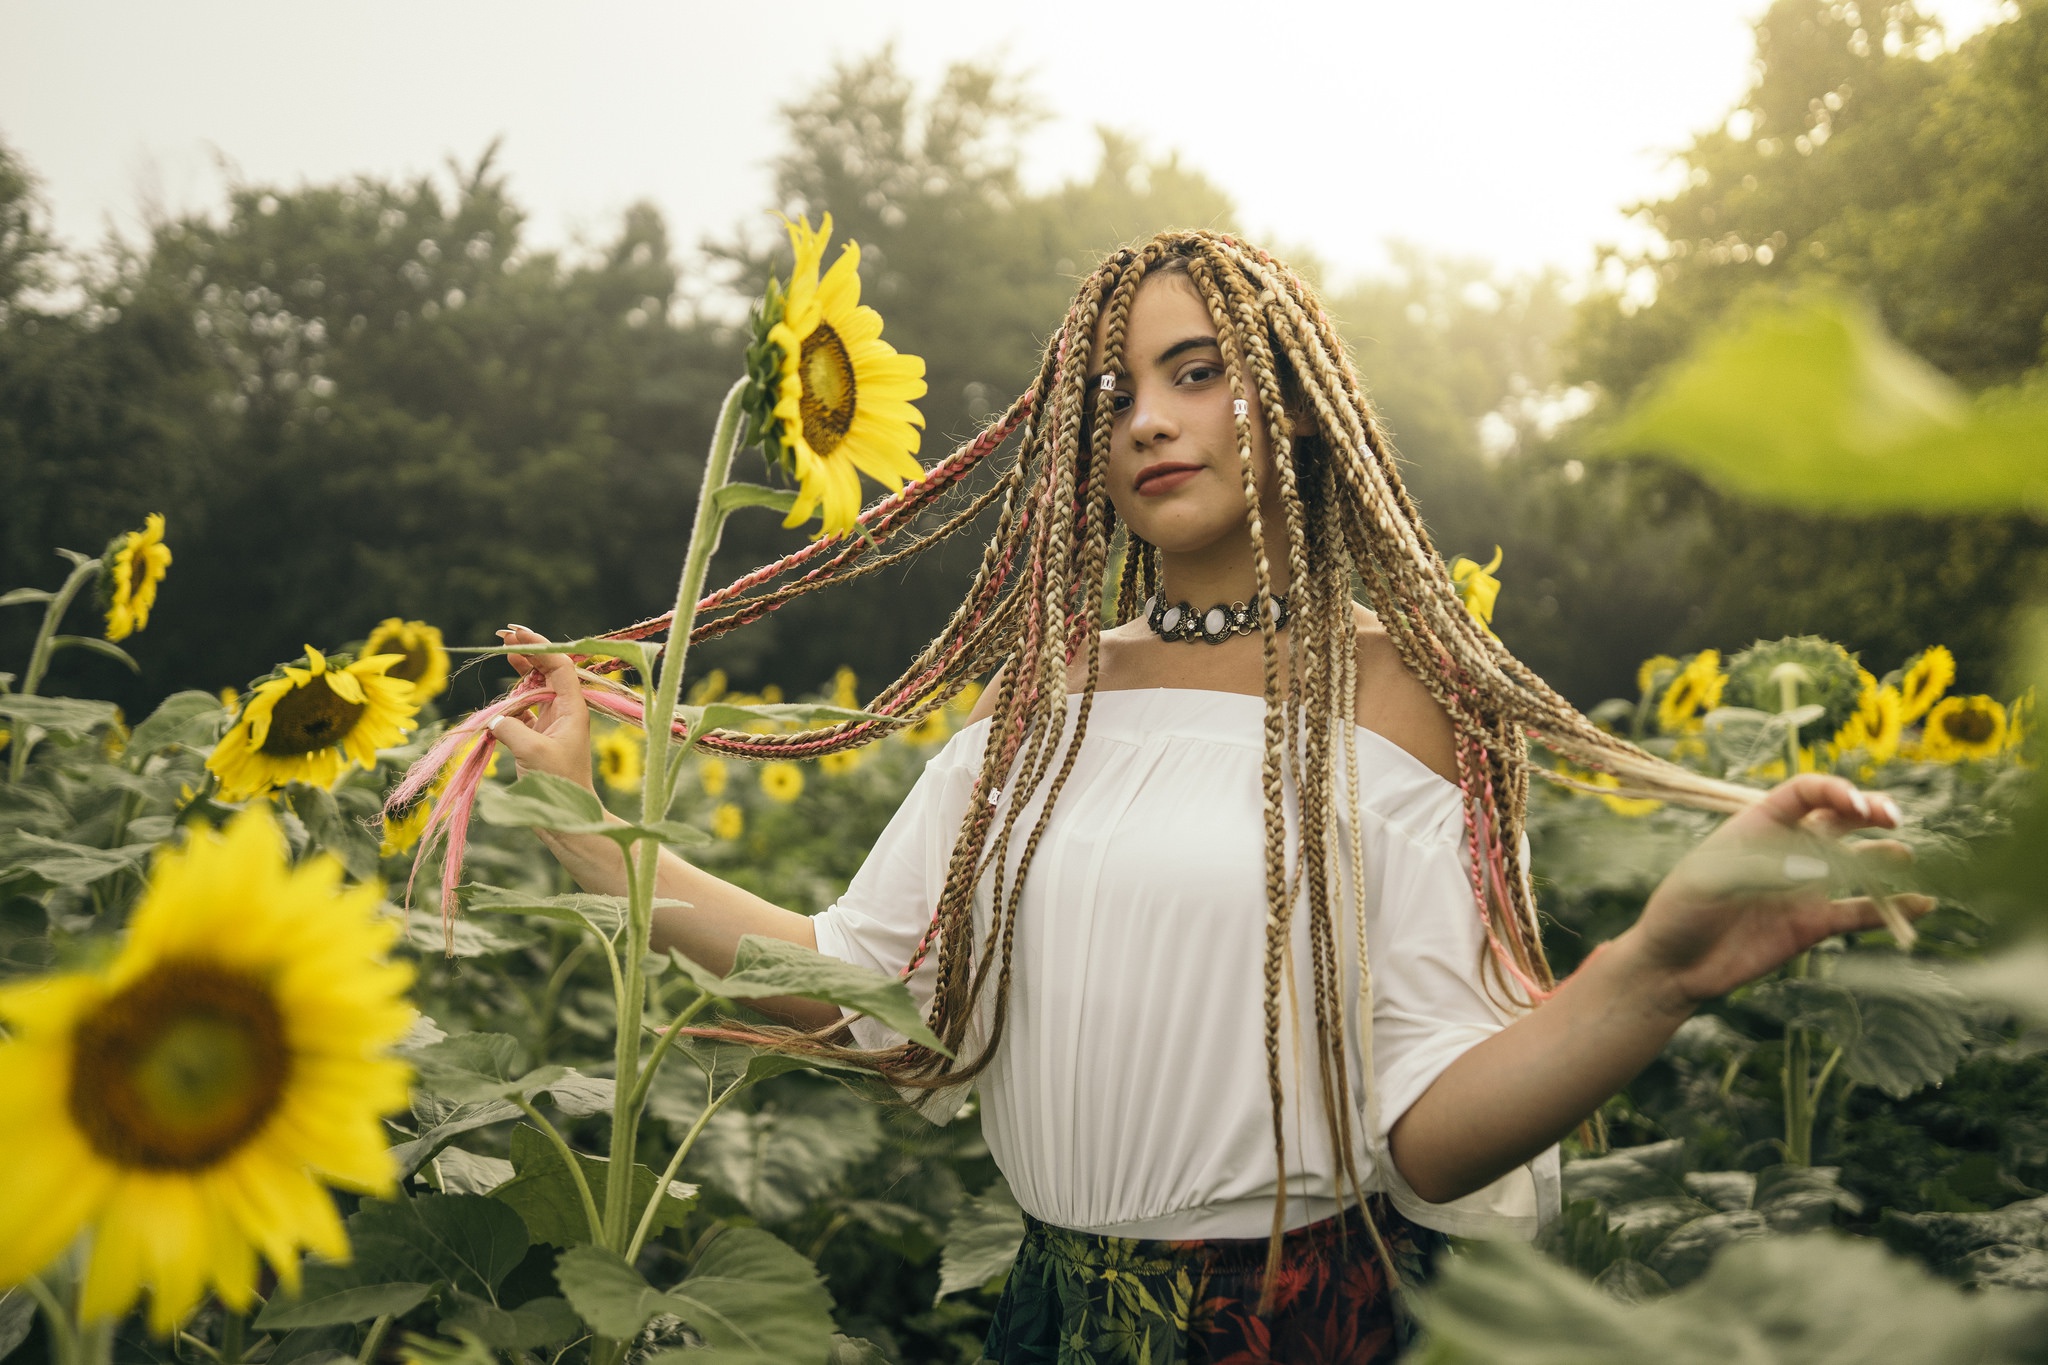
[1233,399,1248,417]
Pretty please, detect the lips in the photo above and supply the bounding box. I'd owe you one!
[1134,463,1202,495]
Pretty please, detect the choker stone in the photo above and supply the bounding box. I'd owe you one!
[1144,592,1289,644]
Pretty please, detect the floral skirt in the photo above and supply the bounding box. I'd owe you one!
[981,1197,1446,1365]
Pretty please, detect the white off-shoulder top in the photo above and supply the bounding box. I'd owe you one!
[810,688,1560,1241]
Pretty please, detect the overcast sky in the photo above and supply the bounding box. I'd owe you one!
[0,0,2008,291]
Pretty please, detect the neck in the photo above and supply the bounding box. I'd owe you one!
[1155,529,1293,607]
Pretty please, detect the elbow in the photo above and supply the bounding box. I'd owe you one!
[1387,1115,1474,1206]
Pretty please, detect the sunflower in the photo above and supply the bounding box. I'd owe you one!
[760,760,805,803]
[208,647,420,801]
[1447,546,1504,632]
[1656,649,1727,734]
[752,214,928,539]
[830,666,859,710]
[1920,694,2007,762]
[1833,684,1904,764]
[2009,689,2035,755]
[1896,645,1955,724]
[101,513,173,642]
[697,756,730,798]
[0,808,413,1333]
[950,679,985,716]
[1636,655,1680,697]
[711,802,744,841]
[900,707,952,746]
[818,748,864,776]
[362,618,450,703]
[595,726,644,792]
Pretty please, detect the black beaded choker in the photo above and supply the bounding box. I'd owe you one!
[1143,592,1289,644]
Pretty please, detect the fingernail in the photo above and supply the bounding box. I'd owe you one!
[1878,795,1902,825]
[1850,790,1871,819]
[486,716,503,734]
[1783,853,1830,883]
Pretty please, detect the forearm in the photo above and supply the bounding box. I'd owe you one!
[535,822,835,1029]
[1386,928,1695,1204]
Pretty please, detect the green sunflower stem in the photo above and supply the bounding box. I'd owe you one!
[9,554,100,783]
[605,377,749,1253]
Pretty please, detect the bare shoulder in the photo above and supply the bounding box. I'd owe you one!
[1351,605,1463,788]
[964,664,1005,725]
[963,626,1146,726]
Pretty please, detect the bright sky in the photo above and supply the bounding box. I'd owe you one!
[0,0,2008,290]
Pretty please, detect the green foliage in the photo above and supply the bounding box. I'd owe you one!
[556,1230,836,1365]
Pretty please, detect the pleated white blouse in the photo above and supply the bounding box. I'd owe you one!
[810,687,1560,1241]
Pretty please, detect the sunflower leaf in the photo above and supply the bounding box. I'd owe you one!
[462,884,633,938]
[0,694,118,735]
[0,832,153,889]
[476,773,610,833]
[557,1229,835,1364]
[255,1279,438,1330]
[491,1124,696,1249]
[347,1194,530,1300]
[405,1032,571,1105]
[667,934,946,1054]
[0,587,55,607]
[437,1292,583,1351]
[711,482,801,518]
[128,690,231,753]
[935,1177,1025,1303]
[48,634,139,673]
[389,1096,525,1179]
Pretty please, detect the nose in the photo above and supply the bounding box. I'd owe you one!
[1126,382,1177,450]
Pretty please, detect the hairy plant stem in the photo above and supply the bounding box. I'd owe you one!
[603,377,749,1257]
[8,553,99,781]
[355,1313,393,1365]
[514,1098,605,1245]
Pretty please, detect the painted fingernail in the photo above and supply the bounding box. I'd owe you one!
[1850,790,1871,819]
[486,716,503,734]
[1783,854,1830,883]
[1878,795,1902,825]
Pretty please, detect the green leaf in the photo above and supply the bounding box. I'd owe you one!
[935,1176,1025,1303]
[0,1286,39,1360]
[1408,1233,2048,1365]
[48,635,138,673]
[1587,294,2048,517]
[0,587,56,607]
[1778,958,1973,1099]
[490,1124,696,1249]
[347,1194,530,1300]
[711,482,801,517]
[289,784,380,881]
[255,1279,437,1330]
[671,934,946,1053]
[390,1095,525,1179]
[464,883,632,938]
[1943,941,2048,1022]
[0,833,153,889]
[437,1292,583,1350]
[404,907,539,958]
[690,1092,882,1225]
[826,1336,892,1365]
[432,1147,515,1196]
[559,1229,836,1365]
[405,1034,564,1105]
[1880,1196,2048,1291]
[476,772,609,833]
[0,694,118,735]
[128,690,230,754]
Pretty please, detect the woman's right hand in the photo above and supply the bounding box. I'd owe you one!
[486,625,597,793]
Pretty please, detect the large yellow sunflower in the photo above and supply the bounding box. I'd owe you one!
[208,647,420,801]
[0,808,414,1333]
[764,214,928,538]
[362,618,450,703]
[102,513,173,643]
[1896,645,1955,724]
[1920,694,2007,762]
[1656,649,1727,735]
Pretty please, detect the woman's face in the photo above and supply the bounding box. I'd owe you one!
[1089,271,1285,560]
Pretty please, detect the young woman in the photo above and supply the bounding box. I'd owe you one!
[482,231,1926,1363]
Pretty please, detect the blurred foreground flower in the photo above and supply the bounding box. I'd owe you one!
[741,213,927,538]
[0,808,414,1332]
[208,647,420,801]
[363,617,450,703]
[100,513,172,642]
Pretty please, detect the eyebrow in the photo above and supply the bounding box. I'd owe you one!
[1089,334,1222,388]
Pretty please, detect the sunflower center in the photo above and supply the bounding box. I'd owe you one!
[69,962,290,1170]
[1944,707,1996,744]
[260,674,366,756]
[381,644,429,684]
[798,324,856,455]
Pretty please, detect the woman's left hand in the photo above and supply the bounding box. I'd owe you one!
[1629,774,1937,1011]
